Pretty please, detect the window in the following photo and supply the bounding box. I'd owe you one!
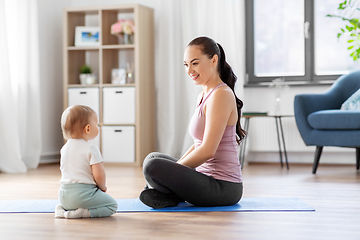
[246,0,360,84]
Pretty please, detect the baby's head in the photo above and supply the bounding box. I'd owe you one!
[61,105,98,140]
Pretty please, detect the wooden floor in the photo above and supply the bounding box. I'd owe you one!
[0,163,359,240]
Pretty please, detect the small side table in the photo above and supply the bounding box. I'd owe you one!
[239,112,292,170]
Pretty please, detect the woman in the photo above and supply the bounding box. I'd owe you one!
[139,36,246,209]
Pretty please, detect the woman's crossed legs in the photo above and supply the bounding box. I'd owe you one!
[140,152,243,208]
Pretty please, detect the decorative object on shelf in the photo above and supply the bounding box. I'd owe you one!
[79,64,96,85]
[126,62,134,83]
[111,68,127,84]
[110,19,135,44]
[327,0,360,61]
[75,26,100,46]
[269,77,289,115]
[124,34,131,45]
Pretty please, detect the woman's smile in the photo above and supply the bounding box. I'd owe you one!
[190,74,199,80]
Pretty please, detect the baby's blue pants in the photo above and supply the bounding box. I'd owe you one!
[59,183,118,218]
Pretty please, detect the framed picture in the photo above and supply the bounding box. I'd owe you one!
[75,26,100,46]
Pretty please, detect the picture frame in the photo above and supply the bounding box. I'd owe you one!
[75,26,100,46]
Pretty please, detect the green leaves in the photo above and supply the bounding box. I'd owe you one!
[346,25,354,31]
[338,0,352,10]
[350,47,360,61]
[80,64,92,74]
[327,0,360,61]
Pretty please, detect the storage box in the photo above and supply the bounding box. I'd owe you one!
[103,87,135,124]
[68,88,100,116]
[101,126,135,163]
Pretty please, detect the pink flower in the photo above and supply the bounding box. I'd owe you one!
[111,22,122,34]
[110,19,135,35]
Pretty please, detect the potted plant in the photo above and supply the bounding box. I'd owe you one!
[79,64,96,85]
[327,0,360,61]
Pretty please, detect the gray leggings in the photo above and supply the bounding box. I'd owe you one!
[143,152,243,207]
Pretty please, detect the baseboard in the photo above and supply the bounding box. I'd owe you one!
[246,151,356,165]
[40,152,60,164]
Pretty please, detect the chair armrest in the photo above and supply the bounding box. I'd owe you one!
[294,92,338,145]
[295,92,340,116]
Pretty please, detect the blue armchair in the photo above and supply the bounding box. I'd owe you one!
[294,71,360,173]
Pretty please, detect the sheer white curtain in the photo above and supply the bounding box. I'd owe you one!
[155,0,245,158]
[0,0,41,173]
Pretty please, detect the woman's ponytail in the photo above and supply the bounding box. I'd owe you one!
[217,43,246,143]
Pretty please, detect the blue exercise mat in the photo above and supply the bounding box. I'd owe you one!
[0,197,314,213]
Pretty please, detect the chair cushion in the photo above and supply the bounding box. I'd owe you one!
[341,88,360,110]
[308,110,360,130]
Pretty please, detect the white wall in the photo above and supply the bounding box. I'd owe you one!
[37,0,354,165]
[38,0,71,163]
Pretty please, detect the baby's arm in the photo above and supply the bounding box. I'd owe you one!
[91,162,107,192]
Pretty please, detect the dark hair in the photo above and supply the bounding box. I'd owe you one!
[188,36,246,143]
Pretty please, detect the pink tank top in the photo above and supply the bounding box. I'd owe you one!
[189,83,242,183]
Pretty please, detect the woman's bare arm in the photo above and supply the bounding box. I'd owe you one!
[179,144,195,161]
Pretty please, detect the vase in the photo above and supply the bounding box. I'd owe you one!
[85,74,96,85]
[126,71,134,83]
[274,97,281,115]
[79,73,96,85]
[124,33,132,44]
[273,90,281,115]
[79,74,88,85]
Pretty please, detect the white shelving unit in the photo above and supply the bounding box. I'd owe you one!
[63,4,155,166]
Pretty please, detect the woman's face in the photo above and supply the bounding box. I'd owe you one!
[183,46,218,85]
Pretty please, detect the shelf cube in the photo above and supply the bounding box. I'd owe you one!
[103,87,135,124]
[68,87,100,116]
[101,126,135,163]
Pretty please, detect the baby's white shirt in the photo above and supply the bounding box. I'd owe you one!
[59,139,103,185]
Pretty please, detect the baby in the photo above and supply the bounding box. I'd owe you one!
[55,105,117,218]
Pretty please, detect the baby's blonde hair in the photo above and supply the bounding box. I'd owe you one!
[61,105,96,140]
